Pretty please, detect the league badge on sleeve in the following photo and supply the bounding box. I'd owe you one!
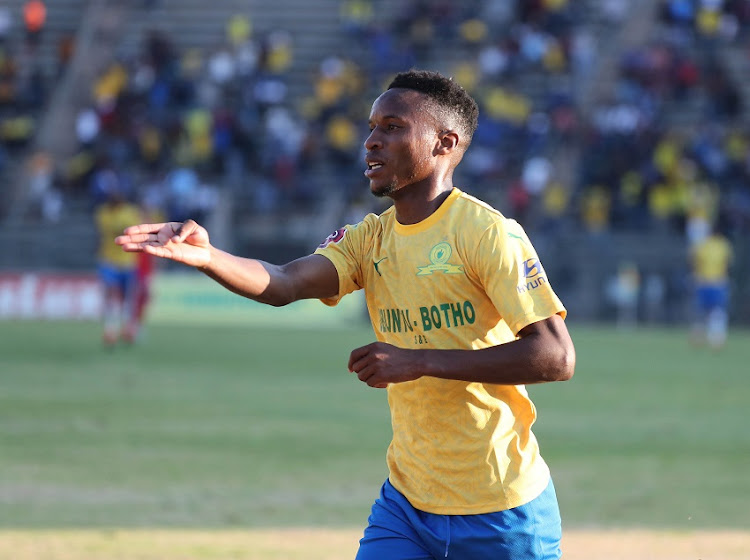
[318,227,347,248]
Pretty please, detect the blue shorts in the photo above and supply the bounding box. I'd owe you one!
[695,283,728,314]
[356,478,562,560]
[98,264,137,297]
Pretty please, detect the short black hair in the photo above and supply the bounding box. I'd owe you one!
[387,69,479,146]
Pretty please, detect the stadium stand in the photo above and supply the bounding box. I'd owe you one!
[0,0,747,323]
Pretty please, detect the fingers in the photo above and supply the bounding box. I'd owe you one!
[348,343,373,372]
[117,222,180,247]
[119,242,145,252]
[172,219,199,243]
[122,222,171,236]
[142,244,175,259]
[117,221,193,247]
[349,343,388,389]
[354,364,387,389]
[115,232,155,245]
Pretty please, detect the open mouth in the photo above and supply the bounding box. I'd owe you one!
[365,161,384,177]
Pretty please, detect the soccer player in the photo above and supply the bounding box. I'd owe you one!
[116,69,576,559]
[95,187,142,346]
[689,224,733,349]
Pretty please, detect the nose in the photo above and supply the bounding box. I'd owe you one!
[364,128,382,151]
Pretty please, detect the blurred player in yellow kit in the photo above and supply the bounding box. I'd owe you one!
[116,70,576,559]
[690,224,733,349]
[95,188,142,346]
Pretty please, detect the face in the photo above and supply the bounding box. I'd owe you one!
[364,89,441,198]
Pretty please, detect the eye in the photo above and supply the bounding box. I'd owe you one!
[387,124,399,131]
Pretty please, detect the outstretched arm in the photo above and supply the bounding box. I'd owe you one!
[116,220,339,306]
[348,314,575,388]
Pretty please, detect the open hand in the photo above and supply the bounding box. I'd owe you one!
[115,219,211,268]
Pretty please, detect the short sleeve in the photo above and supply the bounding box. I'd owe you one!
[472,218,566,335]
[313,217,374,306]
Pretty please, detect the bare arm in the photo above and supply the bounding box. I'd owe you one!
[201,248,339,306]
[348,314,575,388]
[116,220,339,306]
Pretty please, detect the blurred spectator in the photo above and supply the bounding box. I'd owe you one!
[18,150,55,221]
[601,0,628,26]
[606,261,641,328]
[22,0,46,51]
[207,45,236,86]
[261,30,293,75]
[0,46,18,107]
[56,33,75,79]
[339,0,374,39]
[0,7,12,47]
[75,108,100,149]
[165,166,199,222]
[643,272,667,324]
[226,13,252,48]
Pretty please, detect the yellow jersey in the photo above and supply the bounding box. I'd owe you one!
[691,234,733,284]
[95,202,141,268]
[315,187,566,514]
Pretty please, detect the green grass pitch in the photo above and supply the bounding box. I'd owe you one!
[0,319,747,530]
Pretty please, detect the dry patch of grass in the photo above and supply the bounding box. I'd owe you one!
[563,530,750,560]
[1,529,748,559]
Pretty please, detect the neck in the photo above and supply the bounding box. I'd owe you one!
[392,182,454,225]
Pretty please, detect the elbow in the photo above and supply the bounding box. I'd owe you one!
[260,292,294,307]
[255,285,296,307]
[553,343,576,382]
[537,341,575,383]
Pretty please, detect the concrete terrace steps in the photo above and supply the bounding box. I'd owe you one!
[0,0,87,80]
[0,0,87,222]
[117,0,347,99]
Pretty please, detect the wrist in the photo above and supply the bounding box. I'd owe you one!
[414,348,435,380]
[197,245,215,272]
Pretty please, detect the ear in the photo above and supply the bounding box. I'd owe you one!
[434,130,459,156]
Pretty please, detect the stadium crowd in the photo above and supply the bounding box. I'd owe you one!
[1,0,749,248]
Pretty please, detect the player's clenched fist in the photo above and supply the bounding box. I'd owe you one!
[115,219,212,268]
[348,342,424,388]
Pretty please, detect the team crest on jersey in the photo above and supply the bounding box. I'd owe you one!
[318,227,347,248]
[416,242,464,276]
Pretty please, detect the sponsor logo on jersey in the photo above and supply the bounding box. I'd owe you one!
[377,301,476,333]
[419,301,476,331]
[318,227,346,248]
[416,242,464,276]
[518,257,548,293]
[523,258,542,279]
[379,307,415,333]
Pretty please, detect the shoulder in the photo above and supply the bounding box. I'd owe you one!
[452,190,530,244]
[316,211,384,250]
[354,207,394,239]
[452,190,506,230]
